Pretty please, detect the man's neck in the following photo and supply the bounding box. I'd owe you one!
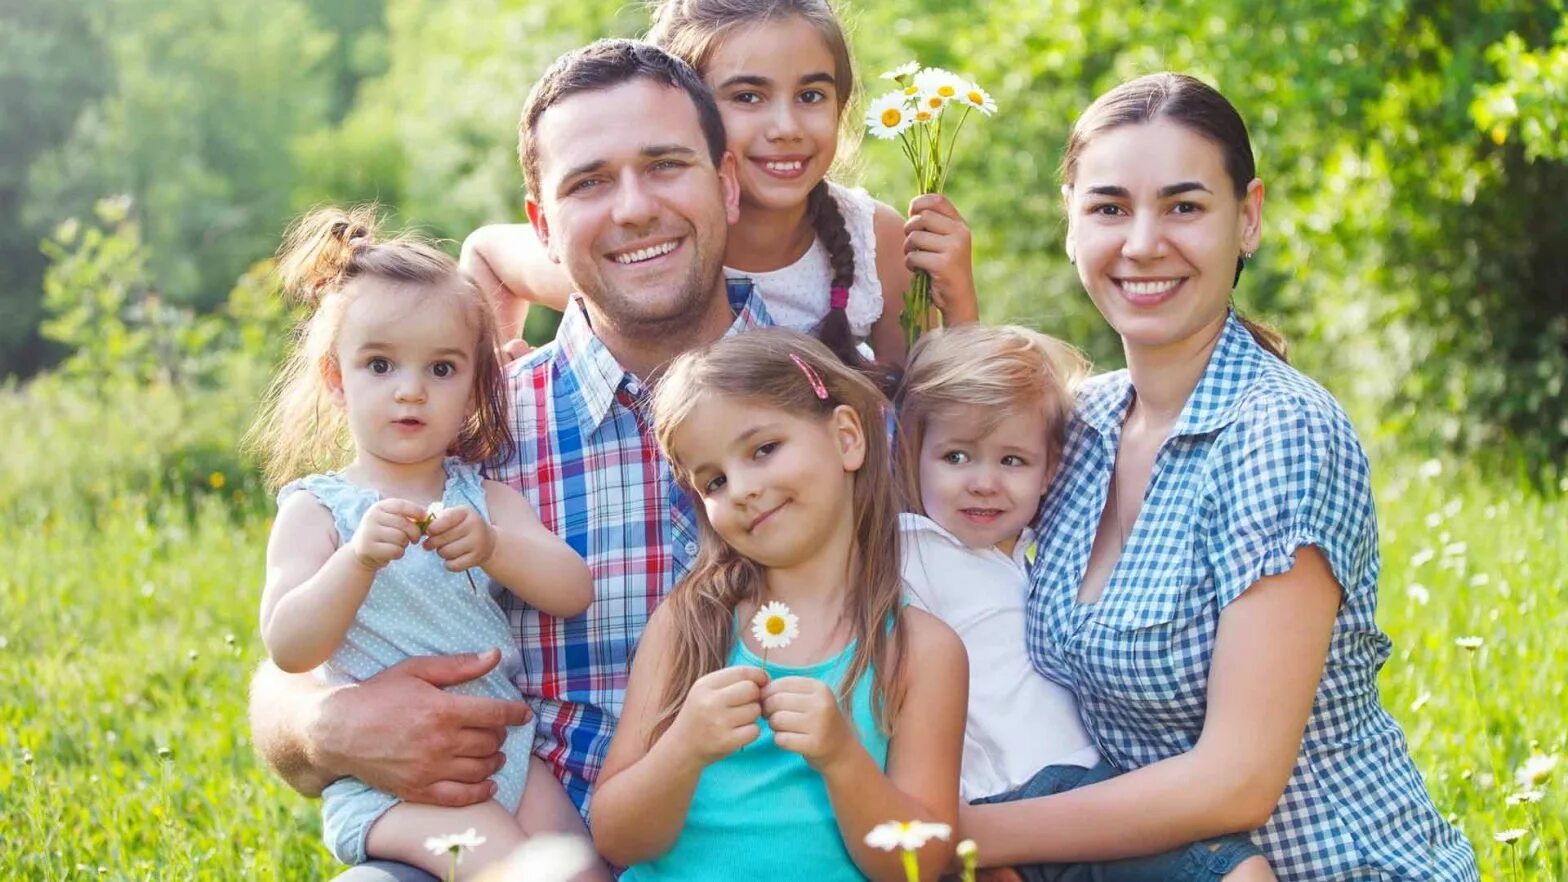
[583,283,738,380]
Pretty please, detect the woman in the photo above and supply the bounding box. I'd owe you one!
[961,73,1479,881]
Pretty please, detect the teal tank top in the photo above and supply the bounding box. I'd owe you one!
[621,633,891,881]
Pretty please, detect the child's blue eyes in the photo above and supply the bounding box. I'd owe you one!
[942,451,970,465]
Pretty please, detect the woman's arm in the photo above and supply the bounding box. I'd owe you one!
[458,223,574,340]
[808,608,968,882]
[590,607,768,866]
[481,480,593,617]
[961,547,1340,865]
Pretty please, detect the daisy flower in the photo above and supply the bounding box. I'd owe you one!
[751,601,799,650]
[1454,636,1483,651]
[1517,752,1558,788]
[880,61,920,82]
[914,67,966,103]
[864,819,952,851]
[425,828,487,861]
[957,81,998,116]
[866,92,915,139]
[1494,828,1528,845]
[472,834,597,882]
[416,501,446,534]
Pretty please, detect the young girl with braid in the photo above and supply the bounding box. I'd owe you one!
[461,0,980,368]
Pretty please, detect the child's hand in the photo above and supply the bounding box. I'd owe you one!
[422,505,497,572]
[671,666,768,766]
[350,499,426,571]
[761,675,855,772]
[904,194,978,323]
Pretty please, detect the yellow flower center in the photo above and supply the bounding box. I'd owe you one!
[765,616,786,636]
[880,107,903,127]
[916,111,932,121]
[903,85,918,96]
[967,90,985,104]
[927,96,943,109]
[937,85,956,97]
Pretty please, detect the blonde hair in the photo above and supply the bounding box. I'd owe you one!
[646,0,882,379]
[246,205,513,490]
[648,328,906,741]
[894,324,1090,513]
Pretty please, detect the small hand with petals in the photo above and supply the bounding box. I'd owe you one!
[350,499,426,571]
[422,505,497,572]
[761,675,856,772]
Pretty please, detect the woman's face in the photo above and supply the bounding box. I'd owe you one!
[1064,119,1262,354]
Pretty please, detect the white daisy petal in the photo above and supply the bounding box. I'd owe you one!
[865,91,915,140]
[750,601,799,650]
[956,81,997,115]
[881,61,920,82]
[864,820,952,851]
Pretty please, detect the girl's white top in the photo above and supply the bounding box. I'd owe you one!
[723,180,884,339]
[899,512,1099,802]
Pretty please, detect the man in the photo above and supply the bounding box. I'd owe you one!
[248,39,778,879]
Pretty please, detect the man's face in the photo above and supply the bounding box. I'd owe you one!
[526,78,740,336]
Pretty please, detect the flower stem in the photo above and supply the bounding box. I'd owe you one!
[900,848,921,882]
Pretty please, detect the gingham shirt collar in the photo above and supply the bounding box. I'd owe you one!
[1079,311,1267,440]
[550,279,763,432]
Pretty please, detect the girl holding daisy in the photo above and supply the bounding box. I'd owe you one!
[590,329,967,881]
[462,0,980,368]
[249,206,601,880]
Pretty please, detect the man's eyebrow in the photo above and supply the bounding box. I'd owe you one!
[556,145,701,190]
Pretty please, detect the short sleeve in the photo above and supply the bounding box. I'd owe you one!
[1205,402,1375,609]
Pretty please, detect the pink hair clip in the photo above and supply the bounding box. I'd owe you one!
[829,285,849,310]
[789,353,829,401]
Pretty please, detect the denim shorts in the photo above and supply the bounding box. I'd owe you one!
[972,760,1264,882]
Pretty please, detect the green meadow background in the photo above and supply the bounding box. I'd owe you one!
[2,0,1565,878]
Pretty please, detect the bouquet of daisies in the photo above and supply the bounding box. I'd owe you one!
[865,63,997,345]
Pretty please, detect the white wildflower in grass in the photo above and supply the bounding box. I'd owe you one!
[866,92,915,140]
[866,820,952,882]
[1506,789,1545,806]
[1516,752,1558,788]
[1405,582,1430,605]
[881,61,920,82]
[426,828,486,868]
[1454,636,1484,651]
[1493,828,1528,845]
[472,834,597,882]
[957,838,979,882]
[956,82,997,115]
[864,819,952,851]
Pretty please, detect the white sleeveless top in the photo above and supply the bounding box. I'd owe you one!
[723,181,884,339]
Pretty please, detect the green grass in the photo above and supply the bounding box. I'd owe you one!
[2,412,1564,878]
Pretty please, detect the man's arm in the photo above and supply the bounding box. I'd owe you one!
[247,650,533,806]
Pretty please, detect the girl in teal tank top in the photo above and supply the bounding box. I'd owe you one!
[591,330,968,882]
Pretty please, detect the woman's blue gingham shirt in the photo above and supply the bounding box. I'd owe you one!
[1027,313,1478,880]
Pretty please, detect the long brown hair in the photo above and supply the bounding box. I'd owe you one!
[1061,72,1288,361]
[246,205,513,489]
[895,324,1089,510]
[647,0,880,378]
[648,328,906,741]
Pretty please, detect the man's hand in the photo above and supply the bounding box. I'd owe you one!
[310,650,533,807]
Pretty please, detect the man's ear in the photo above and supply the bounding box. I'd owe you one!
[322,356,346,407]
[831,404,868,472]
[525,199,561,265]
[718,151,741,226]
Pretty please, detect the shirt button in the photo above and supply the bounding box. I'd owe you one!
[685,541,698,556]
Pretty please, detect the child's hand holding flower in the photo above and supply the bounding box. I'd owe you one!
[762,676,856,773]
[672,666,769,764]
[421,504,498,572]
[350,498,427,571]
[903,193,977,321]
